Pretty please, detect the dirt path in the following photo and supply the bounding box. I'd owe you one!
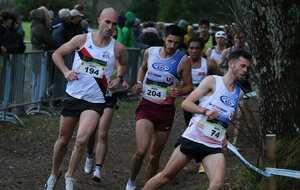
[0,99,257,190]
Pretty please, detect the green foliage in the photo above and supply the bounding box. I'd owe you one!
[129,0,234,23]
[22,21,31,41]
[129,0,160,21]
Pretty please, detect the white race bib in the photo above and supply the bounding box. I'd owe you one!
[79,61,106,78]
[198,120,226,141]
[144,84,167,101]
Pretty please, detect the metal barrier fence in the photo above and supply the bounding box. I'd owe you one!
[0,48,143,126]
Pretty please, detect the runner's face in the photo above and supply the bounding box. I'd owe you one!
[233,57,250,80]
[164,35,181,55]
[188,41,202,60]
[199,24,209,36]
[234,33,245,48]
[216,37,226,46]
[98,13,117,37]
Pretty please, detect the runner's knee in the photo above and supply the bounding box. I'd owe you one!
[74,138,87,151]
[148,153,160,164]
[157,172,172,184]
[57,136,70,147]
[98,132,108,144]
[208,180,223,190]
[135,148,147,159]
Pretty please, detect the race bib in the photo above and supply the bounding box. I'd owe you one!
[198,120,226,141]
[144,84,167,101]
[79,61,106,78]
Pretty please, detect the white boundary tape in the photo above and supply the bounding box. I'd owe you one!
[227,142,300,179]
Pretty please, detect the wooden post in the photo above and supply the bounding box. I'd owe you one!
[264,134,277,190]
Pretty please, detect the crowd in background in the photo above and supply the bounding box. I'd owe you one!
[0,3,246,56]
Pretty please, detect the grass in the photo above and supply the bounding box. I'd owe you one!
[22,21,31,42]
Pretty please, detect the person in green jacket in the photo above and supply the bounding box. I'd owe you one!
[117,11,135,47]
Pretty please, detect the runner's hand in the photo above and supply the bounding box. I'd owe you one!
[64,70,79,81]
[108,78,121,90]
[131,83,143,94]
[121,80,130,90]
[168,87,180,97]
[205,109,219,120]
[222,138,228,151]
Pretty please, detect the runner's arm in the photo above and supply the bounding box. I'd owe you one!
[52,34,86,79]
[175,56,193,96]
[131,49,149,94]
[115,43,128,83]
[136,49,149,83]
[181,76,215,114]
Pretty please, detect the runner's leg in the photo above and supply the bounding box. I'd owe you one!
[202,153,225,190]
[129,119,154,181]
[145,130,170,180]
[94,107,114,165]
[142,146,191,190]
[51,116,78,177]
[65,110,100,177]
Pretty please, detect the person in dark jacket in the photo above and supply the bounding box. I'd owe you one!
[0,11,25,54]
[52,8,72,48]
[30,6,54,50]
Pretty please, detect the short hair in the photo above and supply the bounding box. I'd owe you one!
[199,18,209,26]
[228,50,252,63]
[165,24,184,38]
[188,36,205,49]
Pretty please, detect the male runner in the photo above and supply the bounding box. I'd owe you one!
[142,50,252,190]
[125,25,193,190]
[44,7,127,190]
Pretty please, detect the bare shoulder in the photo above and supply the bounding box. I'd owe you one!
[115,42,126,53]
[200,75,216,89]
[67,34,87,50]
[180,55,191,64]
[179,55,191,68]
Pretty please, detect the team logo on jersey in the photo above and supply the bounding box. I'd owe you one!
[152,63,170,72]
[166,76,172,82]
[220,96,235,108]
[102,51,110,60]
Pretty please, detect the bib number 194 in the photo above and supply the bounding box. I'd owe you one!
[85,66,99,76]
[79,61,105,78]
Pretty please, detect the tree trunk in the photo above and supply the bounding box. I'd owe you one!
[236,0,300,137]
[235,0,300,188]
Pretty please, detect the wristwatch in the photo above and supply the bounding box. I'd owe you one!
[118,75,124,83]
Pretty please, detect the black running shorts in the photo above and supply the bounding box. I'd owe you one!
[176,137,222,162]
[61,95,104,117]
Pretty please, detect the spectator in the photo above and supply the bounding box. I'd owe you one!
[184,25,194,47]
[52,8,72,48]
[140,21,163,47]
[156,21,165,39]
[30,6,54,50]
[0,11,25,54]
[69,9,86,37]
[132,18,143,47]
[197,18,213,57]
[74,4,89,33]
[116,14,126,39]
[117,11,135,47]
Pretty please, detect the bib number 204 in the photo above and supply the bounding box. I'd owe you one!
[146,89,162,98]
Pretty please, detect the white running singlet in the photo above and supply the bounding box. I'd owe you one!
[182,75,240,148]
[66,32,116,103]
